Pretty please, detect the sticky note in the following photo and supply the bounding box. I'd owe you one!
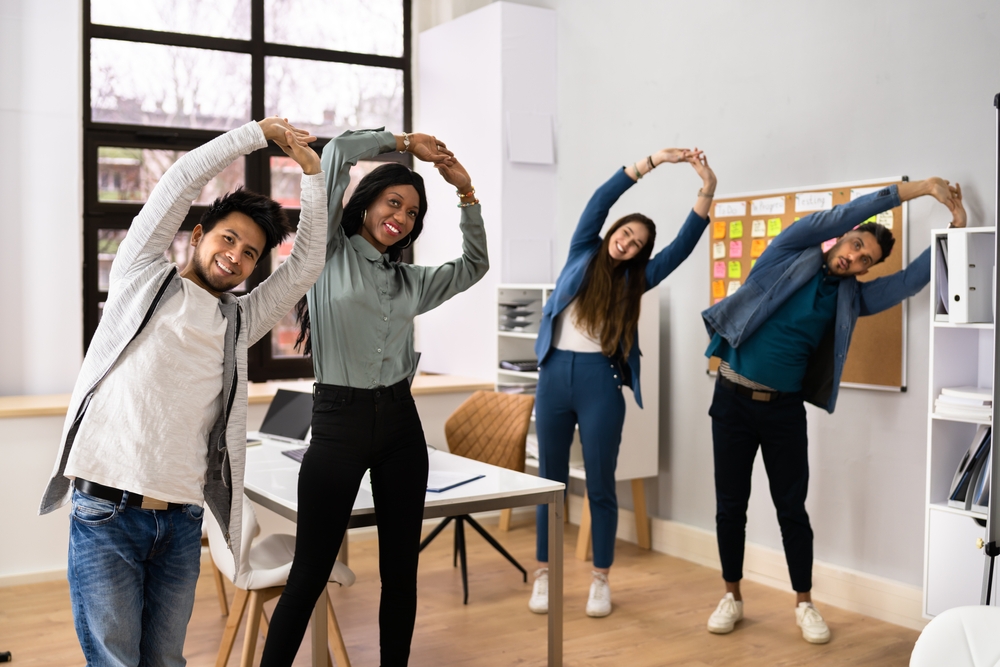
[821,238,837,252]
[713,221,727,239]
[751,259,756,268]
[729,240,743,258]
[714,297,723,305]
[767,218,782,237]
[729,220,743,239]
[712,241,726,259]
[752,220,766,238]
[713,261,726,278]
[750,239,767,258]
[876,210,894,229]
[727,281,741,296]
[712,280,725,299]
[728,261,741,279]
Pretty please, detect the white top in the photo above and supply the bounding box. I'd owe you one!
[552,298,603,353]
[66,278,226,505]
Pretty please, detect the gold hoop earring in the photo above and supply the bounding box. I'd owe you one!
[398,235,413,249]
[363,210,367,224]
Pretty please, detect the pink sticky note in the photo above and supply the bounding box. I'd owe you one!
[713,261,726,278]
[821,238,837,252]
[729,240,743,258]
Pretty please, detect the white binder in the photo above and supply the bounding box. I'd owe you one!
[947,228,994,323]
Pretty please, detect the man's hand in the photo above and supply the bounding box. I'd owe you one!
[397,133,455,165]
[278,130,321,175]
[258,117,314,149]
[950,182,967,228]
[686,149,716,193]
[435,157,473,193]
[652,147,691,166]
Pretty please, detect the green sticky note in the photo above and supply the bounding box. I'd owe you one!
[767,218,782,237]
[751,259,756,268]
[863,214,877,223]
[728,261,742,279]
[729,220,743,238]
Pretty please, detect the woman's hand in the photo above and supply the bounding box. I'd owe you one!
[277,130,321,175]
[397,133,454,165]
[258,117,315,149]
[950,182,967,228]
[651,147,691,166]
[686,149,716,194]
[436,158,474,199]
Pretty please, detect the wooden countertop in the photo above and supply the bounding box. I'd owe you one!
[0,375,495,419]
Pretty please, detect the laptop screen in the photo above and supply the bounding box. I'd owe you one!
[258,389,313,440]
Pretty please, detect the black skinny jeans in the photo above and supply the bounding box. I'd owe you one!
[709,378,814,593]
[260,380,430,667]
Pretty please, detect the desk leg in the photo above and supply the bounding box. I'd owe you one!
[548,496,563,667]
[312,588,330,667]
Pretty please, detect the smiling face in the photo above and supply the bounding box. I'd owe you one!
[824,229,883,277]
[607,221,651,263]
[359,184,421,253]
[184,212,266,294]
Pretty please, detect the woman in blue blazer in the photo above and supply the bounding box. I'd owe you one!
[529,147,716,617]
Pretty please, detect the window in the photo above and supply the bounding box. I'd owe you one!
[83,0,411,381]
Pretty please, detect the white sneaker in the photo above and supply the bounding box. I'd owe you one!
[585,571,612,617]
[528,568,548,614]
[707,592,744,634]
[795,602,831,644]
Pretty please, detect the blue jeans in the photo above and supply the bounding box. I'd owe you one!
[535,349,626,569]
[67,488,204,667]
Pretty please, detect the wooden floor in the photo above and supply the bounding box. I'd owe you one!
[1,518,919,666]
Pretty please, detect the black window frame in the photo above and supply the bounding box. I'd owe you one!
[82,0,412,381]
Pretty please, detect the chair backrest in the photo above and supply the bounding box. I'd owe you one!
[910,605,1000,666]
[204,495,261,589]
[444,390,535,471]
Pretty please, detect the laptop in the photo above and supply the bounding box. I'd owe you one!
[247,389,313,446]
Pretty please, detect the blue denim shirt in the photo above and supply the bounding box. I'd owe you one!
[702,184,930,413]
[536,168,710,408]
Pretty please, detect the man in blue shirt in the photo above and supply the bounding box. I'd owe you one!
[701,178,966,643]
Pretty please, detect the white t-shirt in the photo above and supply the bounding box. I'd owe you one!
[66,278,227,505]
[552,298,603,353]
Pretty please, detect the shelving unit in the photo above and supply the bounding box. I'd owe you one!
[923,226,996,617]
[497,283,660,555]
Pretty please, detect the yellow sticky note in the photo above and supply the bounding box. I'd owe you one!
[750,239,767,258]
[751,259,757,268]
[729,220,743,239]
[712,280,725,299]
[713,221,727,239]
[767,218,782,237]
[728,261,741,279]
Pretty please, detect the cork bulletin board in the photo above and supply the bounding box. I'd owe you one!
[707,178,909,390]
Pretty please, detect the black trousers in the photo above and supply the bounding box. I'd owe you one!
[260,380,429,667]
[709,378,814,592]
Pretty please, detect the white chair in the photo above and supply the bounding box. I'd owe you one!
[910,605,1000,666]
[205,496,356,667]
[202,524,230,616]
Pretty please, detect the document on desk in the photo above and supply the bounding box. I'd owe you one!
[426,471,485,493]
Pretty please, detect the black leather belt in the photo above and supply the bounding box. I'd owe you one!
[718,375,780,402]
[74,478,183,511]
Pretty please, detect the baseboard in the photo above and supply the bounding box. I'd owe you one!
[0,568,68,587]
[566,492,926,631]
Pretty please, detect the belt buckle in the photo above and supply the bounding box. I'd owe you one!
[140,496,169,511]
[751,390,773,402]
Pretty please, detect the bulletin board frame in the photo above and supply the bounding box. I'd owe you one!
[707,176,910,392]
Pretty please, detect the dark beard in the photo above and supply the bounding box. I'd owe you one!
[192,252,238,292]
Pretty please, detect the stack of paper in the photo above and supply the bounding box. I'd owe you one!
[935,386,993,421]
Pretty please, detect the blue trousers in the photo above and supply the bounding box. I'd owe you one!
[67,488,204,667]
[709,378,814,592]
[535,349,626,569]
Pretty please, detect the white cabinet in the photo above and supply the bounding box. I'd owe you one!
[923,226,997,617]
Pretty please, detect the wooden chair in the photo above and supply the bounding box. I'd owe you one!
[205,496,355,667]
[419,390,534,604]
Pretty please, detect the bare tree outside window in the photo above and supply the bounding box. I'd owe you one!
[265,0,403,57]
[91,0,251,40]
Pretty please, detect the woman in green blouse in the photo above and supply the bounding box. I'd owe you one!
[260,130,488,667]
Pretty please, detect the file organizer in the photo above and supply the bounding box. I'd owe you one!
[948,228,995,324]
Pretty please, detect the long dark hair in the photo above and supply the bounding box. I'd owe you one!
[294,163,428,355]
[574,213,656,358]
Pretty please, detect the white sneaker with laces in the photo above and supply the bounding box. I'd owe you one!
[795,602,831,644]
[586,571,612,617]
[707,592,744,634]
[528,568,548,614]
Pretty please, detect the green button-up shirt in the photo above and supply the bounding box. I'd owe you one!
[307,129,489,388]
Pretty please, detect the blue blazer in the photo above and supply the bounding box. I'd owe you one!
[535,168,710,408]
[702,185,930,413]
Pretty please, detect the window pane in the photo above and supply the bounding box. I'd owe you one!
[265,57,403,138]
[99,148,244,205]
[265,0,403,57]
[98,229,245,292]
[270,157,382,209]
[91,39,251,130]
[91,0,251,40]
[269,233,306,359]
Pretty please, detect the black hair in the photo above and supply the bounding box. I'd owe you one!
[855,222,895,265]
[341,162,428,262]
[199,187,291,260]
[294,163,429,355]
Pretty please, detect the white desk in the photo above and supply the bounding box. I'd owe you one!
[244,439,566,667]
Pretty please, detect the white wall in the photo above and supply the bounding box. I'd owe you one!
[0,0,83,396]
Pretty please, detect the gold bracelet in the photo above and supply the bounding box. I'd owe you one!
[634,162,643,179]
[698,188,715,198]
[456,187,476,199]
[457,198,480,208]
